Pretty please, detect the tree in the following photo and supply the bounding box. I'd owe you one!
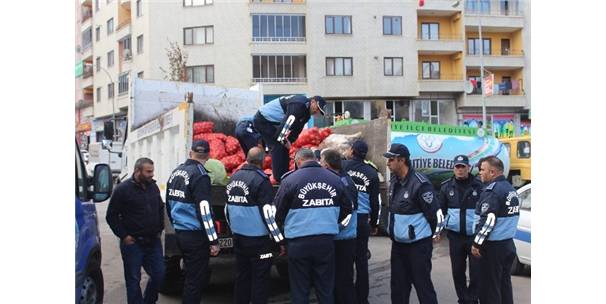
[160,40,188,81]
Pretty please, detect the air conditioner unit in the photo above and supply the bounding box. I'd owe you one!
[124,49,132,60]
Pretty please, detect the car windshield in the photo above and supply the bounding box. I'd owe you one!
[519,187,531,211]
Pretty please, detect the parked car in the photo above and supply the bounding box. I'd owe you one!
[76,142,113,303]
[512,183,531,275]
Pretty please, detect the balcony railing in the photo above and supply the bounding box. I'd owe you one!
[252,77,307,83]
[251,0,305,3]
[464,0,522,16]
[467,49,524,56]
[81,8,93,22]
[419,73,464,81]
[252,36,306,42]
[418,34,464,41]
[82,65,94,78]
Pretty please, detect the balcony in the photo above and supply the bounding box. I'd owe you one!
[418,0,463,16]
[81,66,94,90]
[462,94,527,108]
[252,77,306,84]
[466,50,524,68]
[464,0,524,29]
[418,74,465,92]
[81,7,93,23]
[120,0,131,9]
[250,0,305,3]
[417,35,465,54]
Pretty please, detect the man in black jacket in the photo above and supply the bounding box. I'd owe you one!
[253,95,326,182]
[106,157,165,304]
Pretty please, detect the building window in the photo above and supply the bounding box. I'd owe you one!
[252,55,306,82]
[421,23,439,40]
[118,73,129,95]
[383,16,402,35]
[186,65,214,83]
[252,15,306,42]
[96,57,101,71]
[384,57,403,76]
[96,87,101,102]
[325,15,352,34]
[108,83,115,99]
[137,35,144,54]
[466,0,491,14]
[107,18,114,35]
[422,61,440,79]
[415,100,439,124]
[120,36,132,59]
[95,0,99,11]
[136,0,142,17]
[82,27,92,50]
[183,0,213,6]
[467,38,491,55]
[184,26,214,45]
[95,26,100,42]
[107,50,114,67]
[468,76,482,94]
[326,57,353,76]
[137,71,144,78]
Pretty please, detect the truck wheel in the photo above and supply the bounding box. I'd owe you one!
[511,255,525,275]
[79,267,103,304]
[159,256,184,295]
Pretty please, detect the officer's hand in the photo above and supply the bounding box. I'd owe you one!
[279,245,287,257]
[433,234,441,243]
[370,227,379,236]
[471,245,482,258]
[210,244,220,257]
[284,140,291,150]
[123,235,136,245]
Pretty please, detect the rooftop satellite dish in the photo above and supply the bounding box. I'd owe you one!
[465,80,474,94]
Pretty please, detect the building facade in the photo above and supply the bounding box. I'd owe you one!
[83,0,530,138]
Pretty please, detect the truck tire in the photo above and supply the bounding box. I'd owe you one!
[79,267,103,304]
[511,255,525,275]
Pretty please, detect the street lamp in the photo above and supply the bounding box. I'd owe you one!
[94,64,117,142]
[452,0,488,134]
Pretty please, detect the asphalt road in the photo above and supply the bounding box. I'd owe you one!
[98,201,530,303]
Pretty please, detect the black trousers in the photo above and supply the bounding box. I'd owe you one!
[390,237,438,304]
[478,239,516,304]
[354,214,370,304]
[447,231,480,304]
[287,235,336,304]
[253,112,289,182]
[175,230,210,304]
[234,235,274,304]
[334,239,357,304]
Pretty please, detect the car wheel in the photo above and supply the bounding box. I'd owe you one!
[79,267,103,304]
[511,255,525,275]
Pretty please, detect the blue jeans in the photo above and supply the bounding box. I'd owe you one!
[120,237,165,304]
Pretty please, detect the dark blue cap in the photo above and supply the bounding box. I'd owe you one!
[383,143,410,159]
[352,140,368,158]
[453,154,470,166]
[192,140,210,153]
[312,96,327,115]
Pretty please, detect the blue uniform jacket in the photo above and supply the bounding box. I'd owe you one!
[343,157,381,227]
[473,175,520,246]
[274,161,354,240]
[439,175,484,236]
[388,169,440,243]
[335,170,358,240]
[225,164,284,242]
[257,95,311,143]
[166,159,218,243]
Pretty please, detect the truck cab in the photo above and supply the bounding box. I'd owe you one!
[499,136,531,188]
[76,143,113,304]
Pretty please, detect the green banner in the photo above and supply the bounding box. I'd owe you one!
[391,121,478,137]
[333,118,368,127]
[75,61,84,77]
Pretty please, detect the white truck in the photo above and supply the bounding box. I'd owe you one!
[118,78,267,294]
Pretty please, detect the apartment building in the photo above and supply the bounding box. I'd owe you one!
[81,0,530,140]
[75,0,95,149]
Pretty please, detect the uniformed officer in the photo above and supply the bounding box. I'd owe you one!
[342,140,381,304]
[253,95,327,182]
[438,155,484,304]
[225,147,285,304]
[274,148,353,304]
[235,115,263,155]
[384,143,444,304]
[472,156,520,304]
[319,149,358,304]
[165,140,221,304]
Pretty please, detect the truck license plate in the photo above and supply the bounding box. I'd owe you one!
[218,238,233,249]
